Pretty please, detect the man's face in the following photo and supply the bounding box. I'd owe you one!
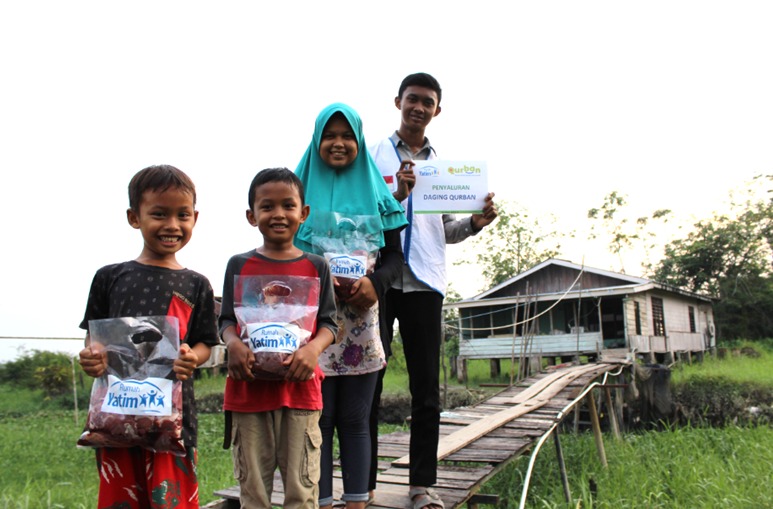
[395,85,441,131]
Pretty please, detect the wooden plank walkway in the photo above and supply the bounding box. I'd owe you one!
[208,360,628,508]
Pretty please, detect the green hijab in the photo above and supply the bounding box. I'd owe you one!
[294,103,407,252]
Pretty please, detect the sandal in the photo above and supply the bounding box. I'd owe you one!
[408,487,445,509]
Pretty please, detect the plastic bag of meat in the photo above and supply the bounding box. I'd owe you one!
[234,275,320,380]
[309,213,379,301]
[77,316,185,456]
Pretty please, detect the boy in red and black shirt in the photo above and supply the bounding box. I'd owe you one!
[219,167,337,509]
[78,164,219,508]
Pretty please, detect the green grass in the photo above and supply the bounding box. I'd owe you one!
[0,410,96,509]
[2,341,773,507]
[482,425,773,508]
[5,408,772,508]
[671,340,773,385]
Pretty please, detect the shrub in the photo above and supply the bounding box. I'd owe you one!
[673,377,773,426]
[0,350,75,397]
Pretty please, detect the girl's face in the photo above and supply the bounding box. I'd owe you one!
[319,114,358,169]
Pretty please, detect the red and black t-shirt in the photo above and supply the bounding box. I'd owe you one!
[80,260,219,447]
[219,250,337,413]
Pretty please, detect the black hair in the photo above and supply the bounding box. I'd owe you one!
[128,165,196,212]
[248,167,305,210]
[398,72,442,105]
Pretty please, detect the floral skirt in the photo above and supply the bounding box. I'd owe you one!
[321,302,386,376]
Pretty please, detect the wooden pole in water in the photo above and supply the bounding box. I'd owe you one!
[519,285,532,380]
[604,386,621,439]
[587,390,608,467]
[553,428,572,503]
[510,293,520,386]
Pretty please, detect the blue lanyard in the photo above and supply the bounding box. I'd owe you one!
[389,138,412,262]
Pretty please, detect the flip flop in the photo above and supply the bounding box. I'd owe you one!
[408,487,445,509]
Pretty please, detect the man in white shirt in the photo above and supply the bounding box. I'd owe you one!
[368,72,498,509]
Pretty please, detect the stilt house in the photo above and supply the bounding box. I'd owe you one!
[445,259,715,372]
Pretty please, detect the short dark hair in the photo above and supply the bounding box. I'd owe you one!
[398,72,442,105]
[128,165,196,212]
[248,167,305,210]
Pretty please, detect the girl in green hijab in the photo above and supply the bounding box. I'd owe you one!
[295,103,407,509]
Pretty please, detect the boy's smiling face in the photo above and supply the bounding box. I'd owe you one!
[247,181,309,252]
[127,187,198,268]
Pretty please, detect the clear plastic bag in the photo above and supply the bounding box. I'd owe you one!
[234,275,320,380]
[309,213,379,300]
[77,316,185,456]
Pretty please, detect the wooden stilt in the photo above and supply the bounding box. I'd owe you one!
[604,386,621,439]
[457,357,467,384]
[490,358,501,378]
[553,428,572,503]
[587,391,608,467]
[573,401,580,433]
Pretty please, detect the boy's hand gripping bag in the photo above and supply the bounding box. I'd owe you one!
[77,316,185,456]
[309,213,379,301]
[234,275,320,380]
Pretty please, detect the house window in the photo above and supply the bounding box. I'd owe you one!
[688,306,696,333]
[651,297,665,336]
[634,301,642,335]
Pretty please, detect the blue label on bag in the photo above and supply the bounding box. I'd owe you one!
[245,322,301,353]
[101,375,173,416]
[325,253,367,278]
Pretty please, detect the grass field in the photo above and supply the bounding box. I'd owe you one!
[1,342,772,508]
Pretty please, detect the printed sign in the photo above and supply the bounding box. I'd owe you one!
[245,322,302,354]
[101,375,174,416]
[411,160,488,214]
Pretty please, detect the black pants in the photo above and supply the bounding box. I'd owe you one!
[369,288,442,488]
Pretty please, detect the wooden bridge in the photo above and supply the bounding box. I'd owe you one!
[205,359,630,509]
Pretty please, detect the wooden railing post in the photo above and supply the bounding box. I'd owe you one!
[553,428,572,503]
[587,390,608,468]
[604,386,621,439]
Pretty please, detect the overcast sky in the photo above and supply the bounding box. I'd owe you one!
[1,1,771,340]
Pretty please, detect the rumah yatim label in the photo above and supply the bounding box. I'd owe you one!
[101,375,174,416]
[324,253,368,279]
[245,322,302,354]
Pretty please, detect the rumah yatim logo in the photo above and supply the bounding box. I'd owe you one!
[245,322,301,354]
[446,164,482,176]
[417,165,441,177]
[101,375,173,416]
[326,254,367,278]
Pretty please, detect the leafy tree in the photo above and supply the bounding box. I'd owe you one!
[649,175,773,340]
[588,191,672,274]
[456,200,565,288]
[0,350,74,397]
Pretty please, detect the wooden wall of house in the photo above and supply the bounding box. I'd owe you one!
[662,292,692,334]
[487,265,634,298]
[624,294,650,339]
[626,290,715,357]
